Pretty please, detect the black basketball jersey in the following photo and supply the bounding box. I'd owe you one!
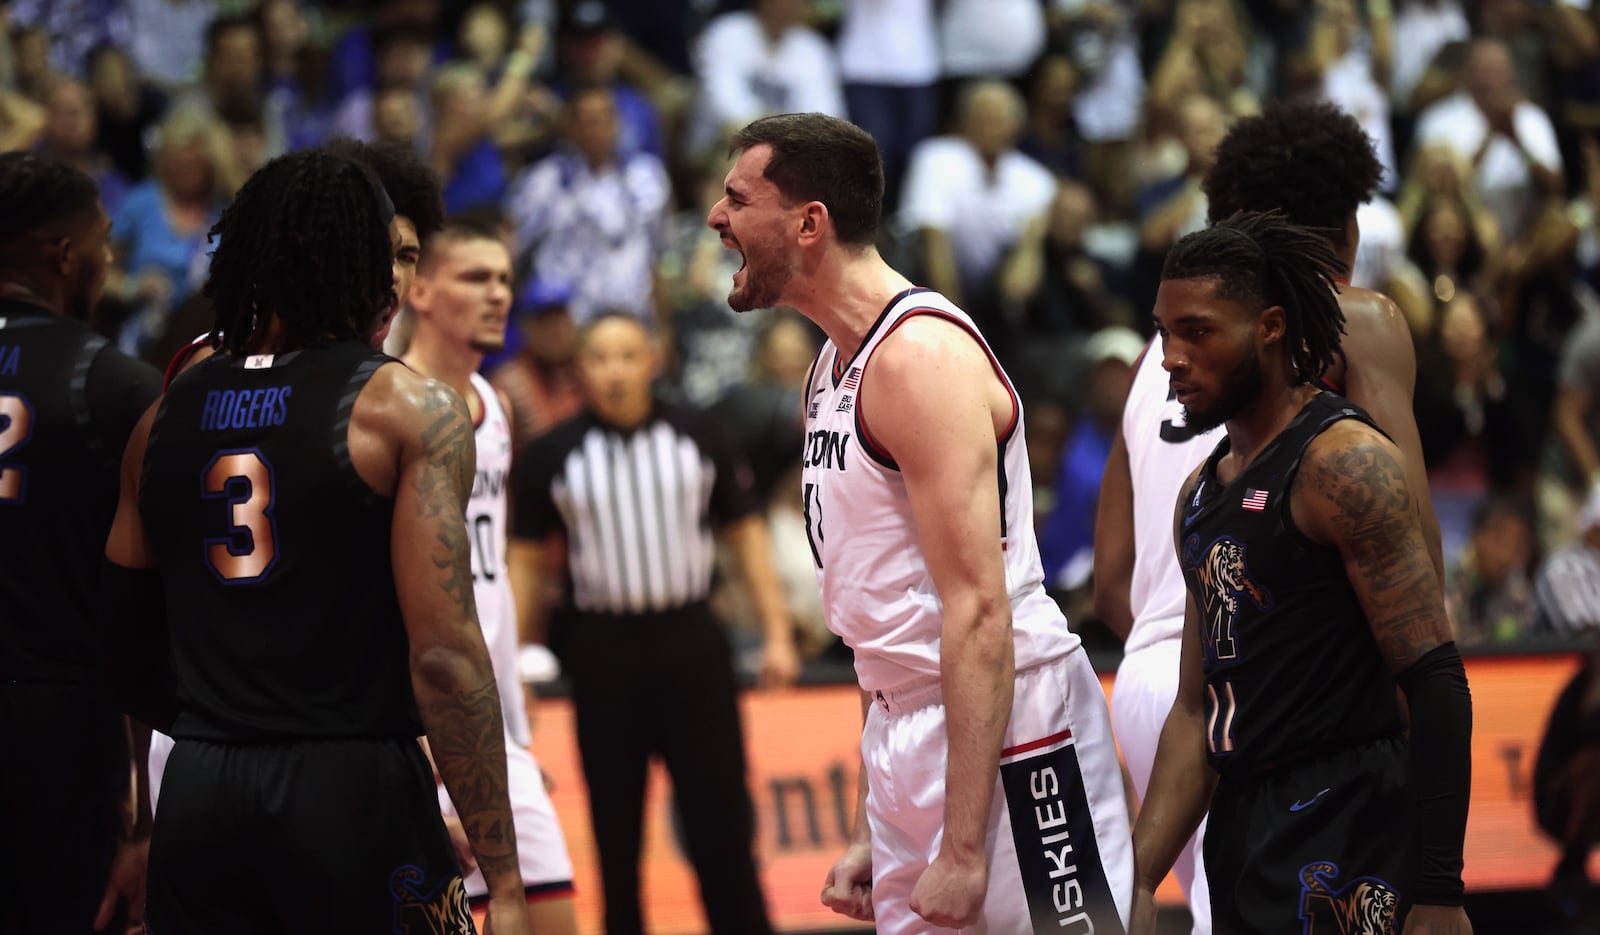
[1178,391,1405,777]
[139,342,422,742]
[0,300,161,682]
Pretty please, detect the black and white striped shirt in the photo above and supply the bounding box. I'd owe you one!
[512,402,758,614]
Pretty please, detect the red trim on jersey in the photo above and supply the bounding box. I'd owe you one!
[1001,728,1073,758]
[470,381,487,429]
[162,333,220,391]
[1130,336,1154,375]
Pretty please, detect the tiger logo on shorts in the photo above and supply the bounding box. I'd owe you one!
[390,865,474,935]
[1297,861,1398,935]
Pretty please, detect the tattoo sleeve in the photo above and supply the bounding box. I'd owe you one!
[1306,437,1451,670]
[406,385,520,885]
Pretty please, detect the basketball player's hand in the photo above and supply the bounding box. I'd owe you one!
[821,841,874,921]
[93,836,148,931]
[758,635,801,690]
[1402,904,1472,935]
[909,851,987,928]
[482,894,535,935]
[442,815,477,875]
[1128,883,1159,935]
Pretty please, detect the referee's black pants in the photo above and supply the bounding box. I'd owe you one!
[561,602,773,935]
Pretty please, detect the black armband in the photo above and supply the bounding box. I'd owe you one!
[98,561,178,733]
[1396,641,1472,905]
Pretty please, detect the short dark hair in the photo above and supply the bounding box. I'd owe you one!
[419,210,506,272]
[1162,210,1348,385]
[204,148,395,355]
[0,151,101,253]
[729,113,883,247]
[205,14,257,58]
[1203,101,1383,247]
[323,137,445,239]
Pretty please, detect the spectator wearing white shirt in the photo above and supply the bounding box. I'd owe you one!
[939,0,1047,83]
[1534,489,1600,635]
[899,79,1057,355]
[1390,0,1470,116]
[688,0,845,157]
[505,84,670,325]
[1414,39,1565,242]
[835,0,939,214]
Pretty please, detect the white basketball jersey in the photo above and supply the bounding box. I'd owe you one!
[1121,339,1222,655]
[468,373,532,747]
[800,289,1078,692]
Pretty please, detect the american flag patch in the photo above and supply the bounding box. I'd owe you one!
[843,367,861,390]
[1241,488,1269,512]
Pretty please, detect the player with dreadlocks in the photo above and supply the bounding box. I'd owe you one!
[1096,102,1448,935]
[160,138,445,386]
[1128,212,1473,935]
[103,148,535,935]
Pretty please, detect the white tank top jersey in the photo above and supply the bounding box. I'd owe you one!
[800,288,1079,692]
[468,372,532,747]
[1120,338,1223,656]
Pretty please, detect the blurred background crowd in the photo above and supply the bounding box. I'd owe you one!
[4,0,1600,661]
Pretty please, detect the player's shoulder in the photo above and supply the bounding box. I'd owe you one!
[1337,286,1410,344]
[1299,414,1402,487]
[358,358,472,441]
[871,310,993,380]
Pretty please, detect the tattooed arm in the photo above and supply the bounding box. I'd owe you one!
[1293,421,1474,932]
[388,374,526,904]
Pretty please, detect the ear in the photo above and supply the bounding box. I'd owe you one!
[1257,304,1287,347]
[52,237,75,280]
[407,275,433,314]
[796,201,828,247]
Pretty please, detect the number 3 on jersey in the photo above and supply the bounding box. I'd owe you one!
[203,448,277,583]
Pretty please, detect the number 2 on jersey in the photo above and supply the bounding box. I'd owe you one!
[0,394,36,503]
[203,449,277,583]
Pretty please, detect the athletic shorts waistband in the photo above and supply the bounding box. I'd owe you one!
[869,655,1068,717]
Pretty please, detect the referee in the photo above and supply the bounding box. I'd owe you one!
[508,312,798,935]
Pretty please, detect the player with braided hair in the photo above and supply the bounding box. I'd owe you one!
[1129,212,1472,935]
[103,149,534,935]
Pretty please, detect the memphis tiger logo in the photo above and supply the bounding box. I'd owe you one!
[1298,861,1398,934]
[390,865,473,935]
[1186,535,1271,662]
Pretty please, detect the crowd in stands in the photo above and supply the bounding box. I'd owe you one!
[6,0,1600,656]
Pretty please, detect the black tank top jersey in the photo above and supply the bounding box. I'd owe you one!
[139,342,422,742]
[1178,392,1405,777]
[0,300,161,681]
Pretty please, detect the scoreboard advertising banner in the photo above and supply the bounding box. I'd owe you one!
[520,652,1584,934]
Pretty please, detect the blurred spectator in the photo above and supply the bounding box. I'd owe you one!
[257,0,334,152]
[1415,38,1564,242]
[1147,0,1259,124]
[428,64,507,213]
[1027,179,1122,335]
[88,42,168,182]
[1051,1,1147,217]
[1478,0,1600,113]
[1038,326,1143,594]
[6,0,131,80]
[1294,0,1398,191]
[1137,93,1225,255]
[1405,195,1493,334]
[505,83,669,324]
[1390,0,1471,120]
[1553,304,1600,518]
[938,0,1046,91]
[1414,292,1525,490]
[331,19,434,143]
[328,0,442,102]
[172,14,284,159]
[372,81,424,146]
[10,24,51,101]
[900,78,1057,354]
[1019,52,1084,180]
[1534,488,1600,634]
[450,8,556,157]
[556,1,663,161]
[489,280,585,454]
[835,0,939,216]
[107,109,225,355]
[124,0,216,89]
[37,79,129,216]
[688,0,845,157]
[1443,495,1536,646]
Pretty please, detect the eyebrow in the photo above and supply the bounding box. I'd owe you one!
[724,184,747,202]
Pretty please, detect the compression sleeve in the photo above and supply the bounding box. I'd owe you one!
[1395,641,1472,905]
[98,561,178,733]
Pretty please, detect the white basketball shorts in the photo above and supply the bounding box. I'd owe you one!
[863,649,1133,934]
[1111,636,1210,935]
[438,740,574,900]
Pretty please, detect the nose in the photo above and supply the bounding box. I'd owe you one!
[1161,336,1185,374]
[707,199,728,233]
